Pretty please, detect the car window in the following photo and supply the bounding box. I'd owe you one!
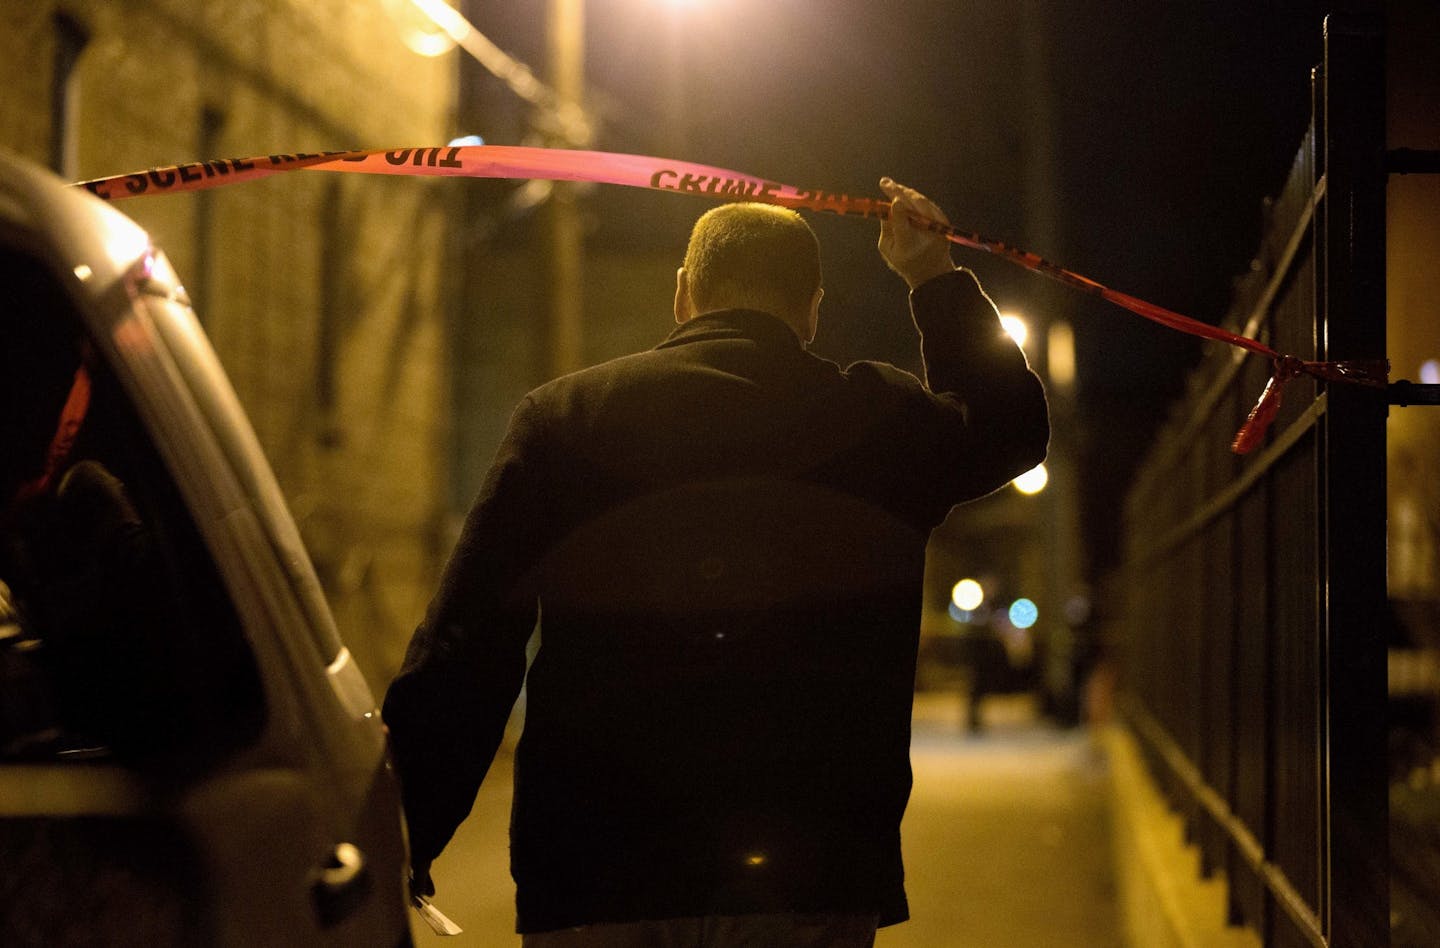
[140,282,347,668]
[0,244,265,772]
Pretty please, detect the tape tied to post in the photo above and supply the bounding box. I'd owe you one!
[74,145,1390,453]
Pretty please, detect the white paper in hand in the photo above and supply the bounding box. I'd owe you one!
[412,894,464,935]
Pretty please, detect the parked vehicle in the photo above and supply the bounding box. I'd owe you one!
[0,150,410,946]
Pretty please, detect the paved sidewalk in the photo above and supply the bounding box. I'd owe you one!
[412,692,1121,947]
[879,692,1120,947]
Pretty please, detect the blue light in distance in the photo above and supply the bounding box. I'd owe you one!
[1008,598,1038,629]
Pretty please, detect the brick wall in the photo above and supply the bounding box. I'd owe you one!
[1,0,458,691]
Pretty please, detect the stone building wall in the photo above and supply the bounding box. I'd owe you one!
[1,0,459,691]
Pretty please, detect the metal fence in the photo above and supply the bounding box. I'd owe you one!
[1116,16,1388,948]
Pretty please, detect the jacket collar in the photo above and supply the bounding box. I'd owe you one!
[656,309,805,352]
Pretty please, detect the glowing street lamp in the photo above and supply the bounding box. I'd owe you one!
[1000,313,1028,349]
[1012,462,1048,495]
[399,0,593,144]
[951,578,985,611]
[1008,598,1038,629]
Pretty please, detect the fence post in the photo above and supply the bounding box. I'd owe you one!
[1319,12,1389,946]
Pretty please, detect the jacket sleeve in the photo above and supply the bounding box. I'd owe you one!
[907,267,1050,505]
[381,395,550,874]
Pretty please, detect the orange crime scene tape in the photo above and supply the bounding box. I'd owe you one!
[74,145,1389,453]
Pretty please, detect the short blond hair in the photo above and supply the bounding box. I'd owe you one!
[683,203,821,318]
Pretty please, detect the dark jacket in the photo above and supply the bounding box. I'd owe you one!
[382,268,1049,933]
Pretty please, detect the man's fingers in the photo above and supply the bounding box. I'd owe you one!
[879,177,950,232]
[878,177,899,243]
[877,176,958,288]
[880,177,914,223]
[879,177,923,245]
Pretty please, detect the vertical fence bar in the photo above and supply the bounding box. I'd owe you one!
[1319,13,1389,946]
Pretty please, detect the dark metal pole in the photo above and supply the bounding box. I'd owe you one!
[544,0,585,380]
[1319,12,1389,946]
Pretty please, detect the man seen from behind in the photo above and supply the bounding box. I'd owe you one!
[382,178,1050,947]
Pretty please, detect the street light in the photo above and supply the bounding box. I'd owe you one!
[402,0,468,54]
[1008,598,1038,629]
[1000,312,1028,349]
[1012,462,1048,495]
[951,578,985,611]
[402,0,594,145]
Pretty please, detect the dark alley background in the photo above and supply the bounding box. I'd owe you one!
[9,3,1426,946]
[466,0,1332,577]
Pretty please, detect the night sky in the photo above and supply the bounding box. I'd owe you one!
[471,0,1334,575]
